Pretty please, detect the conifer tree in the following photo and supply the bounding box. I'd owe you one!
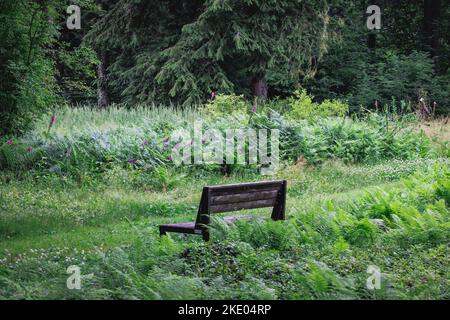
[87,0,331,105]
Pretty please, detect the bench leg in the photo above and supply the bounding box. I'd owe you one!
[202,230,210,242]
[159,226,167,237]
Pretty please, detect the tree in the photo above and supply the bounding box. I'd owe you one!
[87,0,332,105]
[423,0,441,57]
[0,0,59,135]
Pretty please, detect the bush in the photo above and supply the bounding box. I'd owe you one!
[252,113,431,165]
[349,51,436,110]
[285,90,348,120]
[203,94,249,118]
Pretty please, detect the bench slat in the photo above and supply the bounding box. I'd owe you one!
[210,198,277,213]
[210,185,280,196]
[208,180,284,190]
[211,190,279,205]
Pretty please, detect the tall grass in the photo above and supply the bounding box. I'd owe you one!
[30,104,201,138]
[0,104,437,175]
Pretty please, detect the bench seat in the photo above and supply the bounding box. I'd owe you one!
[159,215,264,236]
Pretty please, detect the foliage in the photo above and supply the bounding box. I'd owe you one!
[0,105,435,173]
[86,0,332,105]
[1,0,450,301]
[203,94,249,118]
[285,90,348,120]
[302,0,450,115]
[0,1,60,135]
[253,112,432,165]
[56,45,99,103]
[0,162,448,299]
[349,51,448,113]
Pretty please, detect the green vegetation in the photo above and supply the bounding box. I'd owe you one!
[285,90,349,120]
[0,106,449,299]
[2,1,450,135]
[1,0,449,301]
[0,156,448,299]
[0,105,433,174]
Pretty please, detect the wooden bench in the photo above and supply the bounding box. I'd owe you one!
[159,180,287,241]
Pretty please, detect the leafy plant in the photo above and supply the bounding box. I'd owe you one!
[285,89,349,120]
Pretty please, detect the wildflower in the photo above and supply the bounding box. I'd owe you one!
[6,139,13,145]
[251,103,257,113]
[419,97,430,115]
[210,91,216,101]
[47,113,56,133]
[127,159,137,164]
[163,137,170,147]
[143,139,149,146]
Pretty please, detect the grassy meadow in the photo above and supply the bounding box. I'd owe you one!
[0,104,449,300]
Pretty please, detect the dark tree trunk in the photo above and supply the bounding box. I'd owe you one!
[423,0,441,57]
[367,33,376,50]
[97,51,110,108]
[251,77,268,99]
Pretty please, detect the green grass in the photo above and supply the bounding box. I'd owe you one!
[0,105,448,300]
[0,158,448,299]
[31,104,202,137]
[3,158,446,246]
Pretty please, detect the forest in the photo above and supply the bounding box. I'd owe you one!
[0,0,449,300]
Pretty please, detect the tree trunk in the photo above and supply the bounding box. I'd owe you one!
[251,77,268,99]
[97,51,110,108]
[423,0,441,57]
[367,33,376,50]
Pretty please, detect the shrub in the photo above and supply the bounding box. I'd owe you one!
[203,94,249,118]
[285,90,348,120]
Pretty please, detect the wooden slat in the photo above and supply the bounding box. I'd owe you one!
[210,185,280,196]
[159,222,199,234]
[208,180,283,194]
[211,190,279,205]
[210,198,277,213]
[208,180,284,189]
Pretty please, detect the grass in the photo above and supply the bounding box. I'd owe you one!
[3,157,447,246]
[417,117,450,142]
[0,105,448,300]
[0,158,449,299]
[31,104,202,137]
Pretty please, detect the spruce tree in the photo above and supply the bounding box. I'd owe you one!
[87,0,331,105]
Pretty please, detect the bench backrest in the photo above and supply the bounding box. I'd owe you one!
[195,180,287,227]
